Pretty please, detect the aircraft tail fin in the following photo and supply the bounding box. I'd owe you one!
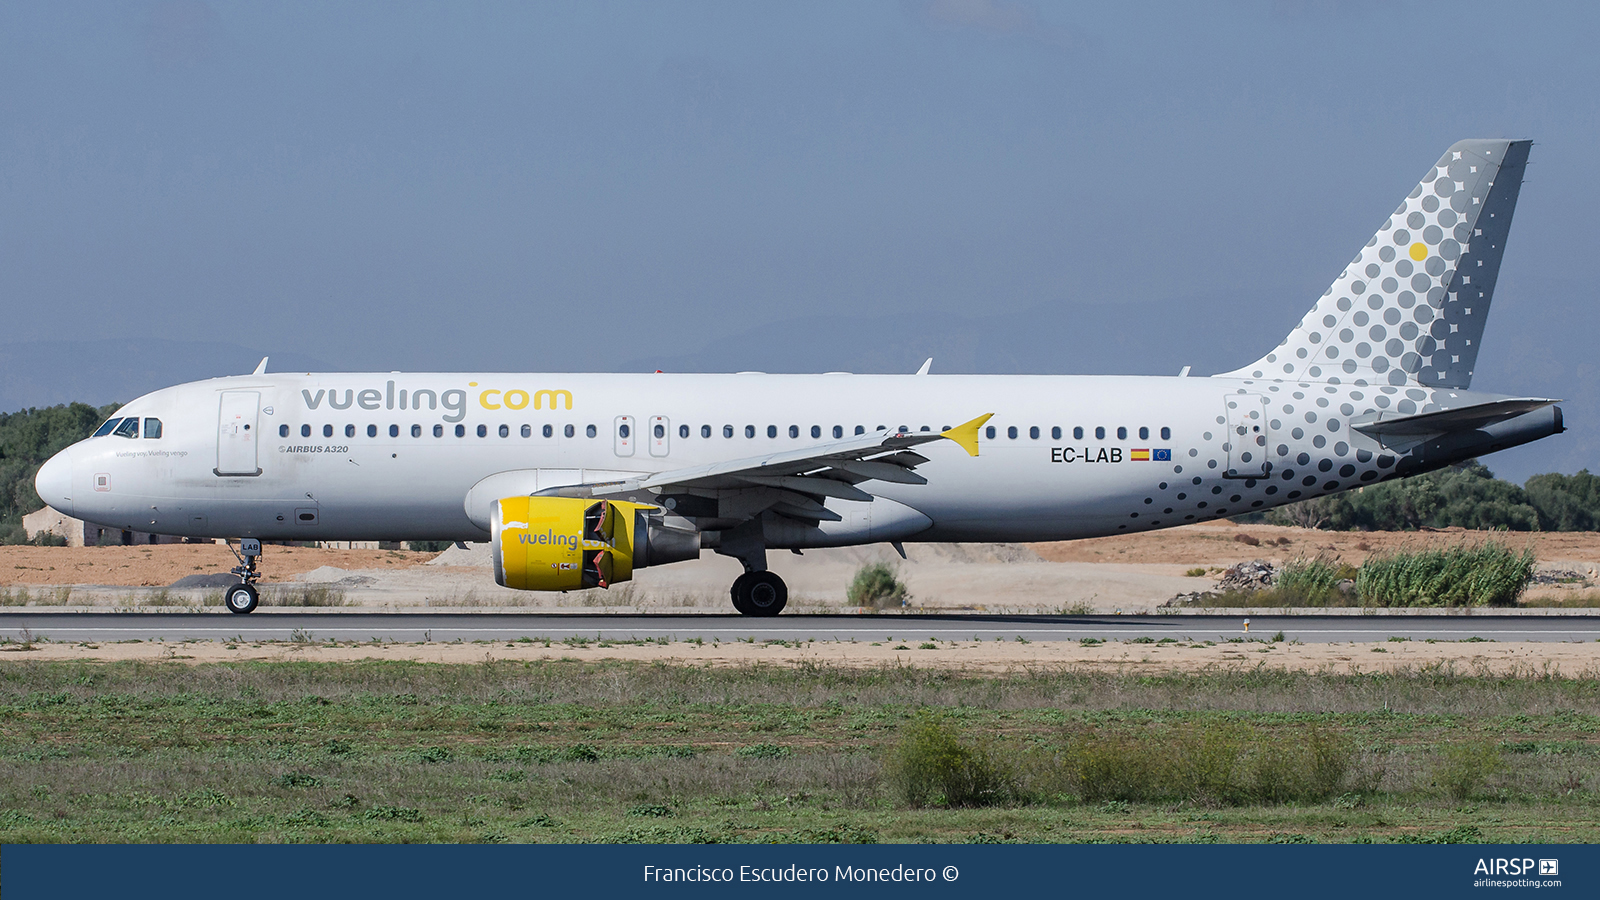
[1220,139,1531,389]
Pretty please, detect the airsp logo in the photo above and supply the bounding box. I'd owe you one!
[1473,858,1548,876]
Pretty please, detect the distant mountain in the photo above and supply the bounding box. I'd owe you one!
[0,340,334,413]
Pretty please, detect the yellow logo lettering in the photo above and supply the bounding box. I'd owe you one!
[534,389,573,410]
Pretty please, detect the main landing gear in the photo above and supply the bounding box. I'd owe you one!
[223,538,263,614]
[731,571,787,617]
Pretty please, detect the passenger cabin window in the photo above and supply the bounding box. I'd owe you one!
[1117,427,1127,440]
[619,423,630,438]
[1074,427,1084,440]
[855,426,864,435]
[985,425,996,439]
[679,424,689,439]
[1029,426,1039,439]
[323,424,333,438]
[144,418,162,439]
[477,424,487,438]
[389,425,400,438]
[345,425,355,438]
[789,425,799,439]
[1139,426,1149,440]
[437,425,446,438]
[521,425,532,438]
[413,424,423,438]
[300,424,311,438]
[811,426,821,439]
[766,425,777,438]
[113,418,139,438]
[279,424,290,438]
[1007,426,1018,439]
[1051,426,1061,440]
[741,425,752,438]
[585,424,597,438]
[458,424,468,438]
[93,418,122,438]
[1095,427,1105,439]
[1161,427,1171,440]
[832,426,843,439]
[702,425,713,438]
[499,424,509,438]
[564,425,575,438]
[544,425,554,438]
[654,424,665,439]
[367,425,378,438]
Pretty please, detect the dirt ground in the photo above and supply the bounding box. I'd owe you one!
[4,523,1596,588]
[1031,522,1600,568]
[9,518,1600,589]
[0,543,435,587]
[7,635,1599,677]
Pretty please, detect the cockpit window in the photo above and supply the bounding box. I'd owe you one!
[93,418,122,438]
[143,418,163,439]
[112,418,140,439]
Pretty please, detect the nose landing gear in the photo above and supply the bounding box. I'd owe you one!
[223,538,263,614]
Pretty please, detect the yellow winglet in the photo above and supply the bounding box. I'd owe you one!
[941,413,993,457]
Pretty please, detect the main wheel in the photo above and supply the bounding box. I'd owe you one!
[731,571,786,617]
[224,583,259,615]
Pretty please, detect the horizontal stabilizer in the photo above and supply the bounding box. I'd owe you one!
[1353,397,1557,450]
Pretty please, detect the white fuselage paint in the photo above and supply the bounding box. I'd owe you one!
[42,371,1548,547]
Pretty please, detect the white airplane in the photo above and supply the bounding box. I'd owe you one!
[34,139,1561,615]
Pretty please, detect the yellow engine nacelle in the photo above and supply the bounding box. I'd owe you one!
[490,496,698,591]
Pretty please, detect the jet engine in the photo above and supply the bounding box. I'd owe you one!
[490,496,699,591]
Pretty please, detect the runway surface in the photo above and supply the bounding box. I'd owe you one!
[2,611,1597,644]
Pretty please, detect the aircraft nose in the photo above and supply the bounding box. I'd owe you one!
[35,448,74,516]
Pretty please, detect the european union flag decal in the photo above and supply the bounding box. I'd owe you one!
[1152,448,1172,461]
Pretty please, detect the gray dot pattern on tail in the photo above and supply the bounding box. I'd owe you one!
[1221,140,1529,391]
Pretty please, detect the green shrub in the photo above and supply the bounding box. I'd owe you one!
[887,713,1014,808]
[1274,556,1347,604]
[1062,725,1351,805]
[1356,542,1535,607]
[848,562,910,610]
[1433,742,1507,801]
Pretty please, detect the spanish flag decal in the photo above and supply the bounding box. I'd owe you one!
[1130,449,1151,461]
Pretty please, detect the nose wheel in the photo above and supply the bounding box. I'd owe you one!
[731,571,787,616]
[224,538,264,615]
[224,583,259,614]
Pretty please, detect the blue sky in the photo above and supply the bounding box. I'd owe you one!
[2,1,1596,480]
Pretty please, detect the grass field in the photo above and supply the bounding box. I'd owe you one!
[1,659,1597,843]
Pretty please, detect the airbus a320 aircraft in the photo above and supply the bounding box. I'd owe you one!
[34,139,1561,616]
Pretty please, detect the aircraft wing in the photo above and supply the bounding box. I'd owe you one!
[1353,397,1558,451]
[538,413,991,526]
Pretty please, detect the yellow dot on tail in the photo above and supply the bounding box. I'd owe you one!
[1409,242,1428,261]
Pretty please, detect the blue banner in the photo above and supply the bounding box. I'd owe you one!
[3,844,1593,899]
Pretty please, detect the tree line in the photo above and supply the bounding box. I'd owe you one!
[1257,461,1600,532]
[0,403,118,544]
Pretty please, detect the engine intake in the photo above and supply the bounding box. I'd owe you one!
[491,496,699,591]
